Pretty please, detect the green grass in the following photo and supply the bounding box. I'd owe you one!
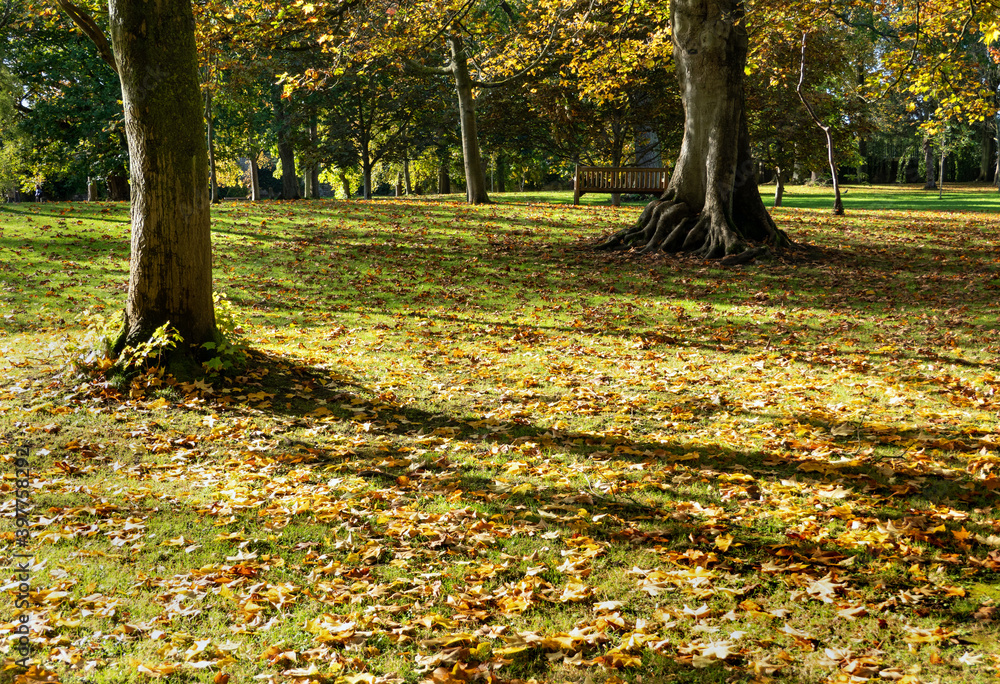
[2,186,1000,683]
[774,181,1000,213]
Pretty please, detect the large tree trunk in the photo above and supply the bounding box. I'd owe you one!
[339,168,351,199]
[107,171,129,201]
[304,119,320,198]
[108,0,216,356]
[599,0,787,259]
[249,155,261,201]
[87,177,100,201]
[205,85,219,203]
[448,35,490,205]
[979,118,995,183]
[361,150,373,200]
[437,148,451,194]
[495,153,507,193]
[922,138,937,190]
[276,98,299,200]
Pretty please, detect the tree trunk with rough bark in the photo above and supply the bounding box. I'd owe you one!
[108,0,217,359]
[495,153,507,193]
[773,167,784,208]
[922,138,937,190]
[979,118,995,183]
[206,85,219,203]
[304,119,320,198]
[403,157,412,194]
[249,155,261,201]
[361,149,373,200]
[448,35,490,205]
[599,0,787,259]
[337,169,351,199]
[107,171,129,201]
[87,177,100,201]
[938,144,947,200]
[437,149,451,194]
[276,98,299,200]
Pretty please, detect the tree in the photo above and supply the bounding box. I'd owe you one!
[321,60,435,199]
[212,58,276,202]
[0,1,130,199]
[600,0,788,260]
[60,0,218,359]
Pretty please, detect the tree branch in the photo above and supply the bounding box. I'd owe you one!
[797,32,844,215]
[54,0,117,73]
[469,14,561,88]
[403,57,453,76]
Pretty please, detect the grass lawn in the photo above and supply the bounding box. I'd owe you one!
[1,184,1000,683]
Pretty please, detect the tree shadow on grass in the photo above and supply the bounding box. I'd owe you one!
[200,350,1000,545]
[23,349,1000,683]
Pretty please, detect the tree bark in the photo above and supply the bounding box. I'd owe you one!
[403,157,412,194]
[448,34,490,205]
[979,118,995,183]
[276,98,299,200]
[206,84,219,203]
[304,118,320,198]
[599,0,787,258]
[495,153,507,193]
[796,33,843,215]
[87,177,99,201]
[339,168,351,199]
[773,166,784,208]
[107,171,129,201]
[361,150,373,200]
[922,138,937,190]
[249,155,261,201]
[108,0,216,355]
[437,148,451,194]
[938,144,946,200]
[309,165,320,198]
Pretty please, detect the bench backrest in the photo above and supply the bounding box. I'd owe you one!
[575,165,669,192]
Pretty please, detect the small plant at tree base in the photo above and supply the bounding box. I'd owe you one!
[117,321,184,371]
[200,292,249,376]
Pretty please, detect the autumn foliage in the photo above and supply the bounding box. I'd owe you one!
[3,189,1000,682]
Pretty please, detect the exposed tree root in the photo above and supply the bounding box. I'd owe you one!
[596,196,789,263]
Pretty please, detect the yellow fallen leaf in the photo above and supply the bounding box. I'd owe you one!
[715,533,735,552]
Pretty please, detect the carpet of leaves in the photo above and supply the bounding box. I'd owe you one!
[2,190,1000,684]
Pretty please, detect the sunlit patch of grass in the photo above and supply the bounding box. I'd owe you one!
[2,187,1000,682]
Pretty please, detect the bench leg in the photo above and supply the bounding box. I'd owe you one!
[574,188,581,205]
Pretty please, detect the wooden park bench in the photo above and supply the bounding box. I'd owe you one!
[573,165,669,205]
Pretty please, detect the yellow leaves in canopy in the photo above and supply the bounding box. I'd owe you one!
[984,24,1000,45]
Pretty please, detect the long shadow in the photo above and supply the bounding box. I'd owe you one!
[779,188,1000,213]
[26,346,999,683]
[205,196,1000,328]
[0,205,131,225]
[196,350,1000,521]
[137,351,1000,643]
